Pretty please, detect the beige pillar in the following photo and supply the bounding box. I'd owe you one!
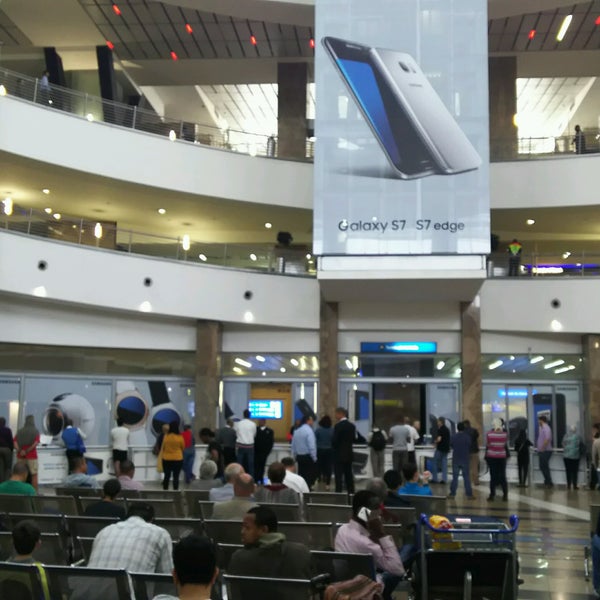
[488,56,517,160]
[195,320,222,432]
[461,300,483,432]
[582,335,600,440]
[319,298,338,417]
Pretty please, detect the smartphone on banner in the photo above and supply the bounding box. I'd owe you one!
[322,37,481,178]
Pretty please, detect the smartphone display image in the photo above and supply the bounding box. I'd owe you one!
[322,36,481,178]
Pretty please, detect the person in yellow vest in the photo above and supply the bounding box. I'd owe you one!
[507,239,522,276]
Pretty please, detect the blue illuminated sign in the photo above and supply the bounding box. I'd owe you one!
[497,389,537,398]
[360,342,437,354]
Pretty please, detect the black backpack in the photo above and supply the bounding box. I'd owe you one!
[369,430,386,451]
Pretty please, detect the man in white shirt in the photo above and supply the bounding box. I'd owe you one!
[388,416,411,475]
[405,417,420,465]
[234,410,257,476]
[110,418,129,477]
[281,456,309,496]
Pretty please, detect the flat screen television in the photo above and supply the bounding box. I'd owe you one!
[248,399,283,420]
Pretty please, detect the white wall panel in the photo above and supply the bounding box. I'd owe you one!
[222,327,319,352]
[481,331,582,354]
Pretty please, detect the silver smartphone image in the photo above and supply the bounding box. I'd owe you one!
[322,36,437,180]
[322,36,481,178]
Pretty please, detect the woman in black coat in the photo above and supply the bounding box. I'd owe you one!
[514,428,532,487]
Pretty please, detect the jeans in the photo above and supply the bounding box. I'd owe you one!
[431,450,448,483]
[450,460,472,496]
[371,449,385,478]
[593,534,600,591]
[237,446,254,477]
[488,457,507,498]
[162,459,183,490]
[517,455,529,486]
[182,447,195,484]
[317,448,333,485]
[539,450,553,485]
[392,450,408,476]
[564,457,580,488]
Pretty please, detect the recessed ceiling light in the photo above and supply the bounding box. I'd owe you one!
[544,359,565,370]
[562,251,571,259]
[306,253,312,259]
[256,355,265,362]
[488,360,503,370]
[530,355,544,364]
[264,222,272,229]
[557,14,572,42]
[198,254,207,262]
[550,319,563,332]
[2,198,13,216]
[44,208,52,214]
[436,360,445,370]
[157,208,166,215]
[526,219,535,225]
[249,253,257,261]
[233,366,242,374]
[280,367,286,373]
[290,358,299,367]
[235,358,252,368]
[181,235,191,251]
[53,213,61,220]
[42,188,50,195]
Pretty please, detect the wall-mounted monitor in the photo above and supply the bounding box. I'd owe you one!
[248,399,283,420]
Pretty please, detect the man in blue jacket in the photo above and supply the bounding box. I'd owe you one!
[448,421,474,499]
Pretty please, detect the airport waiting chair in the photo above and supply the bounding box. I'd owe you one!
[216,543,243,571]
[0,494,34,514]
[139,490,185,517]
[64,515,118,539]
[256,502,301,522]
[77,496,127,516]
[130,571,177,600]
[305,503,351,524]
[310,550,375,582]
[197,500,215,520]
[44,565,133,600]
[154,517,204,540]
[400,494,447,518]
[304,492,350,506]
[7,513,70,556]
[56,487,101,499]
[184,489,211,517]
[223,573,315,600]
[203,520,242,545]
[117,489,140,499]
[0,531,69,565]
[0,562,48,600]
[33,494,78,516]
[127,498,178,519]
[74,536,95,564]
[278,522,334,551]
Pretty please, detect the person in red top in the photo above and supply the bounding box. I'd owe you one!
[485,418,508,501]
[14,415,40,491]
[182,424,195,484]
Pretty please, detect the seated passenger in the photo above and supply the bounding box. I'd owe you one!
[382,470,411,507]
[62,456,100,489]
[335,490,405,600]
[190,460,224,491]
[9,520,42,564]
[211,473,257,520]
[0,462,36,496]
[229,506,311,579]
[280,456,309,497]
[209,463,244,501]
[398,463,433,496]
[117,459,144,491]
[255,462,300,505]
[83,478,126,519]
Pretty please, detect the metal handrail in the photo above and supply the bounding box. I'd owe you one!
[487,251,600,277]
[0,204,316,277]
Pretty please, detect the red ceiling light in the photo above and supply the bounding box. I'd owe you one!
[106,40,115,50]
[595,15,600,25]
[111,3,121,16]
[170,51,178,61]
[528,29,536,40]
[309,38,315,48]
[250,35,257,45]
[185,23,193,34]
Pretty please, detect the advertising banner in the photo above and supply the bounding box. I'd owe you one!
[314,0,490,256]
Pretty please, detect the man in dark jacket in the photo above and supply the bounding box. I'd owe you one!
[254,419,274,483]
[229,506,311,597]
[430,417,450,484]
[332,407,356,494]
[448,422,474,499]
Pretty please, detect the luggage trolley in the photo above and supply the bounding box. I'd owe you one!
[418,513,520,600]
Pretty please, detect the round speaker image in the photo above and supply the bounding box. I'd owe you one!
[43,393,96,440]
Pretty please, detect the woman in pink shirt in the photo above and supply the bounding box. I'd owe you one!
[485,419,508,501]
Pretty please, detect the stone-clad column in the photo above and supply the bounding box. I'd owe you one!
[319,298,338,417]
[582,335,600,440]
[488,56,517,160]
[195,320,222,432]
[277,62,308,159]
[461,299,482,432]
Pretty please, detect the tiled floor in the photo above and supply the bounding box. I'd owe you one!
[435,481,595,599]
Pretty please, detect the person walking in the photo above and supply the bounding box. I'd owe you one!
[181,423,195,484]
[562,425,583,490]
[332,407,356,494]
[507,239,522,277]
[254,419,274,484]
[537,415,553,488]
[291,415,317,488]
[368,425,387,478]
[0,417,14,483]
[14,415,40,491]
[315,415,333,490]
[485,419,508,501]
[430,417,450,484]
[388,415,410,476]
[514,427,532,487]
[162,421,185,490]
[448,422,474,499]
[463,419,480,486]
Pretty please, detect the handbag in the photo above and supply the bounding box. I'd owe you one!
[156,439,165,473]
[324,575,384,600]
